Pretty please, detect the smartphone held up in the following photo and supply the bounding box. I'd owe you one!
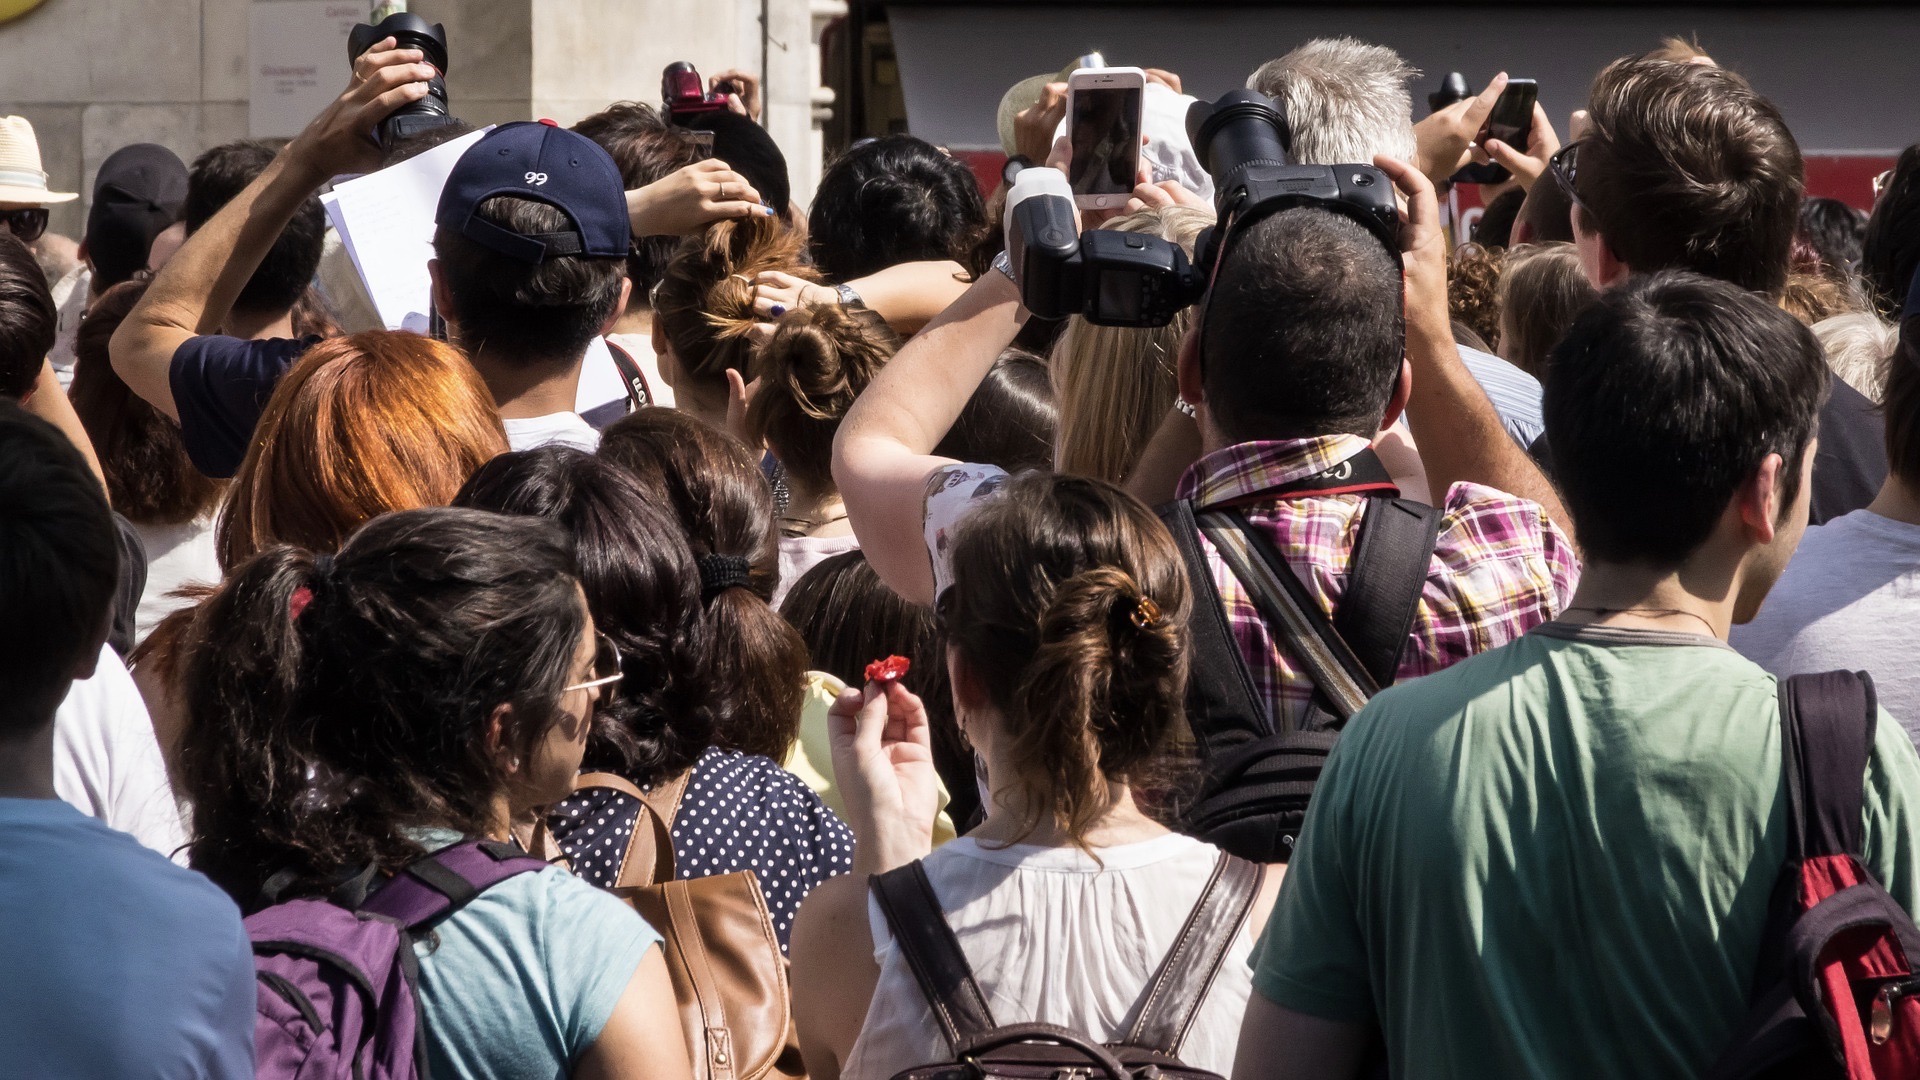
[1066,66,1146,210]
[1453,77,1537,186]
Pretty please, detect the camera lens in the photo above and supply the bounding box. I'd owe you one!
[349,13,452,141]
[1186,90,1291,201]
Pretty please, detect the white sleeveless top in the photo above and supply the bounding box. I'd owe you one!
[842,833,1256,1080]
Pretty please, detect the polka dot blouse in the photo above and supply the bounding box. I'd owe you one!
[549,746,855,953]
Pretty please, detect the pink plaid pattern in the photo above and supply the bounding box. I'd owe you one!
[1176,435,1580,727]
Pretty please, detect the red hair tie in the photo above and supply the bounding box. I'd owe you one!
[289,586,315,623]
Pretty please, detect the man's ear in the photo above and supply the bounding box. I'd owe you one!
[1380,358,1413,432]
[600,278,633,336]
[1571,207,1630,290]
[1736,452,1787,545]
[1175,324,1204,409]
[427,260,456,331]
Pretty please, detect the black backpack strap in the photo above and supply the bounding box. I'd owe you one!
[1779,670,1877,862]
[604,338,654,412]
[1334,497,1444,689]
[1123,854,1263,1055]
[1159,499,1273,751]
[1202,509,1376,726]
[870,861,997,1049]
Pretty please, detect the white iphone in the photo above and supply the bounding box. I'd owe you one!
[1066,66,1146,211]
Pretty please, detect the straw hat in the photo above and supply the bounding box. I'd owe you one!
[995,53,1103,158]
[0,116,78,206]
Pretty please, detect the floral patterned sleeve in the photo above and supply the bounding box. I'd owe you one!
[922,463,1011,599]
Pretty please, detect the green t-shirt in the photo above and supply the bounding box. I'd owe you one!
[1252,623,1920,1079]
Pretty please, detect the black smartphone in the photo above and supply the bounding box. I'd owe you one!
[1454,78,1538,185]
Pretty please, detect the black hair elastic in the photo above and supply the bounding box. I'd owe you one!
[697,553,752,602]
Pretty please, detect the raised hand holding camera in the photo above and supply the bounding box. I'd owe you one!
[284,37,437,185]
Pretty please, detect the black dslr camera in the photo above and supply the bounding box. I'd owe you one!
[663,62,737,125]
[1007,89,1400,328]
[348,13,455,148]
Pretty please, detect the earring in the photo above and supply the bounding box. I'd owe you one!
[508,755,522,771]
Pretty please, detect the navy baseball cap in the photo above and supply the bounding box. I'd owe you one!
[436,120,631,265]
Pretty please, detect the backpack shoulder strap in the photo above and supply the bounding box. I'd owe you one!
[1333,496,1443,689]
[1158,499,1272,750]
[604,338,654,411]
[1779,670,1878,862]
[1122,853,1263,1055]
[1203,508,1376,726]
[869,861,997,1049]
[358,839,547,931]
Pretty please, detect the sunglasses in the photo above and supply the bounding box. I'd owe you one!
[1,208,49,243]
[1546,141,1596,225]
[562,632,624,702]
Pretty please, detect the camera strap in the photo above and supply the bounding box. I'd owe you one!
[1207,445,1401,509]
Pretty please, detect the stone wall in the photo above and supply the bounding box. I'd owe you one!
[0,0,839,239]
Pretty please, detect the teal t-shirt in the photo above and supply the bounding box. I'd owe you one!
[1253,623,1920,1079]
[411,833,662,1080]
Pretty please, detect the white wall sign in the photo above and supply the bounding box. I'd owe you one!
[250,1,365,138]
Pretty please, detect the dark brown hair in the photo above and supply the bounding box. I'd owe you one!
[1886,322,1920,487]
[599,408,807,761]
[1579,58,1802,296]
[69,279,224,524]
[571,103,704,299]
[179,508,584,906]
[780,550,977,827]
[652,215,817,396]
[0,233,55,399]
[937,473,1191,847]
[432,195,627,365]
[748,304,899,493]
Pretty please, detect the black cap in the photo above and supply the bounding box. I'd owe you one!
[678,110,791,218]
[86,143,188,288]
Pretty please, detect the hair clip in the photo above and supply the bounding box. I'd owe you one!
[1130,595,1163,629]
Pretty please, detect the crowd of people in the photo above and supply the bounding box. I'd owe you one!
[5,24,1920,1080]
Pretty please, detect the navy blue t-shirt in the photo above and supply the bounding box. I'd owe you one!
[169,334,320,478]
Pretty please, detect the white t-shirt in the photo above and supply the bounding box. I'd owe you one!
[132,516,220,645]
[503,412,601,453]
[0,797,255,1079]
[1734,510,1920,745]
[775,533,862,609]
[53,645,189,859]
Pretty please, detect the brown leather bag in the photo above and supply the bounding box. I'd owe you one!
[539,770,807,1080]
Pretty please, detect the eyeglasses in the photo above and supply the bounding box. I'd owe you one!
[1546,141,1595,224]
[562,632,623,701]
[1,208,49,243]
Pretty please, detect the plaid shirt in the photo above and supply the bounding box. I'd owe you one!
[1176,435,1580,728]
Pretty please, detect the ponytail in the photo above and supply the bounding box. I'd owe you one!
[941,474,1192,848]
[177,545,325,902]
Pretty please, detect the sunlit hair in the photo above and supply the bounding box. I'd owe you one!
[1813,311,1897,403]
[1246,37,1419,166]
[217,330,509,570]
[653,215,818,397]
[1052,206,1210,484]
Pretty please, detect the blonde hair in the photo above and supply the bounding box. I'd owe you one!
[1052,206,1212,484]
[1496,243,1596,378]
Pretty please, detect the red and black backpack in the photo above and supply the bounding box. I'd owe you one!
[1711,670,1920,1079]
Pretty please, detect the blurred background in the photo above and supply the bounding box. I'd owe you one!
[2,0,1914,238]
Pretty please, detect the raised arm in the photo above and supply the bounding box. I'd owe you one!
[1374,155,1571,535]
[753,260,972,336]
[832,269,1025,605]
[24,358,105,494]
[109,39,434,420]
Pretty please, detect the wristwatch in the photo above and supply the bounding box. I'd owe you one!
[992,248,1018,286]
[1002,154,1034,188]
[833,282,864,308]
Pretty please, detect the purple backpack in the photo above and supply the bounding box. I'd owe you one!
[246,839,547,1080]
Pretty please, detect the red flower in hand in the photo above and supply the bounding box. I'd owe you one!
[864,655,911,684]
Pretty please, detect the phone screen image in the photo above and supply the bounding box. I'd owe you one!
[1485,80,1537,149]
[1068,86,1142,196]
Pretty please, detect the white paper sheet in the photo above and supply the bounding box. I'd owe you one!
[319,127,491,331]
